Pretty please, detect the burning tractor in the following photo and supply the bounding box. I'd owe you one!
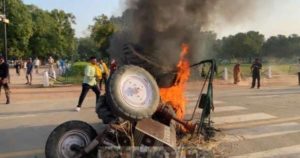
[45,44,217,158]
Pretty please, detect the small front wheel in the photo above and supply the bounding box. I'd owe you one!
[45,120,97,158]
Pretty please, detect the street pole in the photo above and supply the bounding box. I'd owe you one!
[3,0,7,62]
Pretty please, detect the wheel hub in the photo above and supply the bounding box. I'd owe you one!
[120,74,152,108]
[57,130,91,158]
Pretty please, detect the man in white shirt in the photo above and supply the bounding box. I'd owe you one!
[34,57,40,74]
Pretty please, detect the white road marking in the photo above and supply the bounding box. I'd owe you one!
[187,100,225,106]
[185,93,198,98]
[231,144,300,158]
[214,113,276,125]
[186,106,247,114]
[213,106,247,112]
[224,122,300,142]
[247,95,279,99]
[0,114,36,120]
[214,100,225,104]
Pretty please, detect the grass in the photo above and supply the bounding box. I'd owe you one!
[216,64,299,79]
[58,62,88,84]
[57,62,300,84]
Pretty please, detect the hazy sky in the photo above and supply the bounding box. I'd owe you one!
[23,0,300,38]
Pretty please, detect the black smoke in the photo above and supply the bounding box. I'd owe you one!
[109,0,264,68]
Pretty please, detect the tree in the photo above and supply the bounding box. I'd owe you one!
[220,31,264,60]
[0,1,76,60]
[89,15,115,58]
[27,5,56,58]
[0,0,33,59]
[77,37,98,60]
[262,34,300,58]
[49,9,76,59]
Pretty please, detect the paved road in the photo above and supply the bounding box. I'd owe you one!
[1,70,300,158]
[186,85,300,157]
[0,69,101,158]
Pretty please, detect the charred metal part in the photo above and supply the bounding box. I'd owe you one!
[126,45,174,72]
[73,129,107,158]
[123,44,178,88]
[156,104,196,133]
[187,59,217,140]
[152,103,176,126]
[134,118,177,151]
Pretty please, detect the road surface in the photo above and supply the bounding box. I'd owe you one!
[0,69,299,157]
[186,81,300,157]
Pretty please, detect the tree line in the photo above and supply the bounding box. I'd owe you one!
[0,0,76,60]
[215,32,300,63]
[79,14,300,63]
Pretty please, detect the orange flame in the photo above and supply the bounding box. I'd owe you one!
[160,43,190,120]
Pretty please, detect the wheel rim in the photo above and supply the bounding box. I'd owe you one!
[57,130,91,158]
[120,74,153,108]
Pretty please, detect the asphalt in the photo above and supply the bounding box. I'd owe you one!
[0,69,300,158]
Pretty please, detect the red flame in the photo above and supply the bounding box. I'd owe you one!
[160,43,190,120]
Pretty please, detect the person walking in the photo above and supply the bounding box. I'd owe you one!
[33,57,40,74]
[15,60,22,76]
[251,58,262,89]
[233,63,241,84]
[26,58,33,85]
[0,56,10,104]
[99,59,109,90]
[75,56,102,112]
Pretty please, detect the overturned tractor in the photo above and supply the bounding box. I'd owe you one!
[45,45,217,158]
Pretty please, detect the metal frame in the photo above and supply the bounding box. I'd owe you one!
[187,59,217,138]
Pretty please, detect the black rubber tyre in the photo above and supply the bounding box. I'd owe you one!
[45,120,97,158]
[107,65,160,121]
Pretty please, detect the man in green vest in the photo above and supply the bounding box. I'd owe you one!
[76,56,101,112]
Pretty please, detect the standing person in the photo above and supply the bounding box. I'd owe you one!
[48,56,55,78]
[75,56,101,112]
[99,59,109,90]
[233,63,241,84]
[110,59,117,76]
[15,60,21,76]
[33,57,40,74]
[0,56,10,104]
[26,58,33,85]
[251,58,262,89]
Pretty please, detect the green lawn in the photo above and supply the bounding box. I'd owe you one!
[58,62,300,84]
[58,62,88,84]
[216,64,299,78]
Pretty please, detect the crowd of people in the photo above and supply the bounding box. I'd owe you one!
[12,56,70,83]
[0,56,72,104]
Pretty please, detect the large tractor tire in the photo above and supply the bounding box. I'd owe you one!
[107,65,160,121]
[45,121,97,158]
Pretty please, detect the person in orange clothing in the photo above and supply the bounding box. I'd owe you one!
[233,63,241,84]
